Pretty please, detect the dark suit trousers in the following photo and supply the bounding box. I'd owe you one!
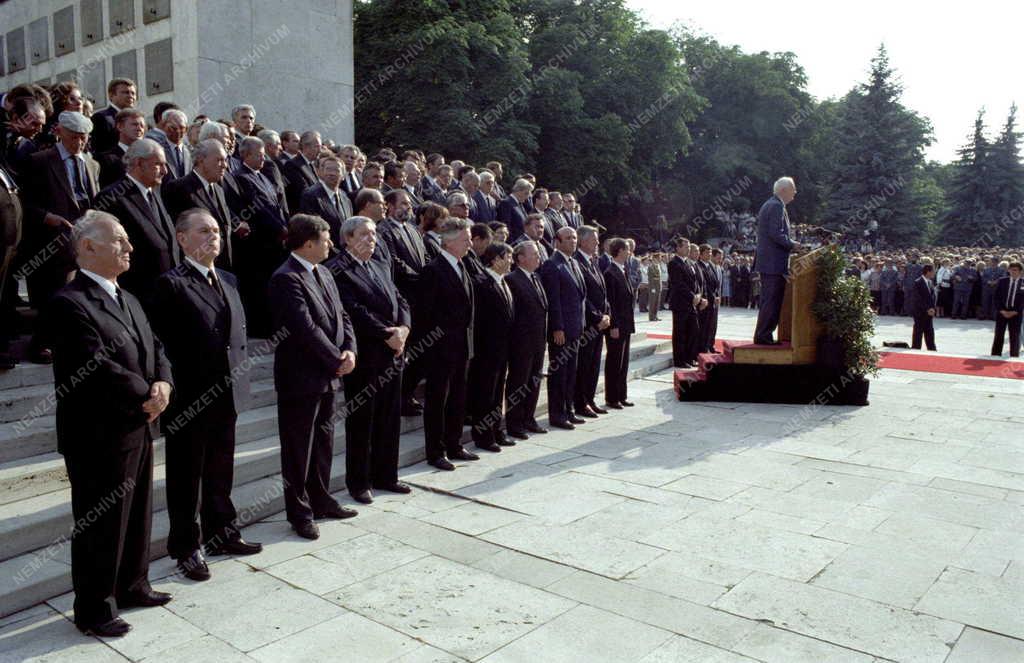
[573,327,604,411]
[65,440,153,627]
[705,304,719,352]
[470,353,509,443]
[278,391,338,523]
[911,315,937,351]
[344,353,403,492]
[672,309,700,366]
[605,333,631,404]
[424,348,469,460]
[754,274,786,344]
[505,340,544,431]
[992,314,1022,357]
[401,316,427,402]
[165,395,239,559]
[547,337,580,423]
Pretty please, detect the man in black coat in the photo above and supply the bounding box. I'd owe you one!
[604,238,636,408]
[911,264,938,351]
[667,238,705,367]
[696,244,720,353]
[270,215,358,540]
[281,131,321,213]
[541,227,587,429]
[0,163,22,369]
[299,154,353,249]
[992,261,1024,357]
[151,210,262,582]
[573,226,611,418]
[504,241,549,438]
[96,108,146,188]
[417,218,479,471]
[326,216,413,504]
[49,211,173,637]
[89,78,137,155]
[497,179,533,241]
[160,139,241,271]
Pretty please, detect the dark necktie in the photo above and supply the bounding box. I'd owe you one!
[458,261,471,296]
[70,155,90,203]
[208,269,225,300]
[364,261,383,291]
[115,286,136,331]
[146,190,159,219]
[531,272,548,308]
[331,191,343,219]
[1009,279,1019,309]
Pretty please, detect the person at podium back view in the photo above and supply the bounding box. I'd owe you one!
[753,177,801,345]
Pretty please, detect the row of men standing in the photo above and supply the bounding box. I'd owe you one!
[667,238,724,367]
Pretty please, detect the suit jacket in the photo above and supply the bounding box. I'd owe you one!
[418,253,474,360]
[282,153,318,213]
[995,276,1024,314]
[150,263,249,415]
[573,249,609,328]
[418,176,446,204]
[423,230,442,262]
[911,276,936,319]
[342,171,362,201]
[49,272,173,454]
[473,271,514,359]
[21,147,100,260]
[512,235,549,262]
[698,261,721,301]
[0,165,22,253]
[540,250,586,341]
[147,129,192,180]
[505,268,547,347]
[544,208,566,238]
[497,196,529,240]
[668,255,701,313]
[269,255,356,397]
[233,165,288,254]
[299,182,352,248]
[94,177,180,303]
[261,158,290,218]
[470,190,496,223]
[327,250,410,366]
[89,106,119,155]
[754,195,795,275]
[604,262,636,335]
[160,171,237,269]
[96,145,127,189]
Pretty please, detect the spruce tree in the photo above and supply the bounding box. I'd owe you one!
[987,104,1024,245]
[939,110,995,245]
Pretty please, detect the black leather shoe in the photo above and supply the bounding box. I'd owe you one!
[588,403,608,415]
[524,423,547,435]
[506,429,530,440]
[568,415,586,424]
[429,457,456,471]
[315,504,358,519]
[176,551,211,581]
[497,437,517,447]
[30,348,53,365]
[450,448,480,461]
[352,490,373,504]
[550,420,575,430]
[206,537,263,556]
[605,402,623,410]
[475,441,501,453]
[619,400,635,407]
[293,520,320,539]
[118,589,172,609]
[373,481,412,494]
[0,353,16,370]
[78,617,132,637]
[577,406,599,418]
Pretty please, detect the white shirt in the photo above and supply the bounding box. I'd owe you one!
[440,249,463,278]
[345,248,371,268]
[486,268,504,284]
[291,252,317,273]
[195,171,214,190]
[80,269,119,303]
[321,180,342,198]
[185,256,213,280]
[126,174,152,199]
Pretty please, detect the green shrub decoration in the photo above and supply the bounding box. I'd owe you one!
[812,246,880,377]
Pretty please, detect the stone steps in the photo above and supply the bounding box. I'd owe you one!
[0,337,673,619]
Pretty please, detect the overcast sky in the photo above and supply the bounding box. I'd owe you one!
[628,0,1022,163]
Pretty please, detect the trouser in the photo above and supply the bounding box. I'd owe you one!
[981,288,997,320]
[704,304,719,352]
[637,284,648,312]
[469,352,509,445]
[547,337,580,423]
[278,392,338,524]
[992,313,1022,357]
[423,347,469,460]
[754,274,785,344]
[165,396,239,559]
[345,351,404,493]
[880,288,896,315]
[671,309,700,366]
[911,315,936,351]
[952,290,971,318]
[66,440,153,627]
[505,340,545,431]
[573,327,603,411]
[647,285,662,320]
[0,246,17,352]
[604,333,631,404]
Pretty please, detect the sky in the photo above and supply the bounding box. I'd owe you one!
[628,0,1023,163]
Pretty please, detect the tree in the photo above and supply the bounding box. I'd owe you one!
[939,110,995,245]
[824,45,933,246]
[987,104,1024,244]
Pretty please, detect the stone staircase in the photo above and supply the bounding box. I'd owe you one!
[0,331,673,618]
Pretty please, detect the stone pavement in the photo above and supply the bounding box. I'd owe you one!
[3,309,1024,662]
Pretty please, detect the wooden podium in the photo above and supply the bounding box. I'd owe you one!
[732,247,825,365]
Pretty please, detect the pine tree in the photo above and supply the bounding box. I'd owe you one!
[939,110,995,245]
[987,104,1024,245]
[824,45,932,245]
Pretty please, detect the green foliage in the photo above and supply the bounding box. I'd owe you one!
[812,246,880,377]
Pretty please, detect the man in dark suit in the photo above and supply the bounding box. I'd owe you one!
[146,108,191,181]
[504,241,548,439]
[0,163,23,368]
[257,130,290,218]
[512,212,551,261]
[151,210,261,582]
[604,238,636,408]
[270,215,358,540]
[160,139,241,271]
[49,211,173,637]
[562,193,582,229]
[97,108,146,188]
[573,225,611,418]
[668,238,704,368]
[401,160,423,206]
[497,179,533,241]
[418,218,479,470]
[282,131,321,213]
[234,137,289,337]
[89,78,137,155]
[93,138,180,309]
[911,263,938,351]
[299,154,352,249]
[419,153,447,204]
[992,261,1024,357]
[541,227,587,429]
[327,216,413,503]
[696,244,720,353]
[753,177,800,344]
[339,144,363,199]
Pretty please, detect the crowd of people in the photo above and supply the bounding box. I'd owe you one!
[0,78,649,638]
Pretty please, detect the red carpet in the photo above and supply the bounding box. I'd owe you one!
[647,334,1024,379]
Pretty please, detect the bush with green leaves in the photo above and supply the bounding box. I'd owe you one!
[812,246,880,377]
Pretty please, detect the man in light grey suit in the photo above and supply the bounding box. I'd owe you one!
[146,109,191,180]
